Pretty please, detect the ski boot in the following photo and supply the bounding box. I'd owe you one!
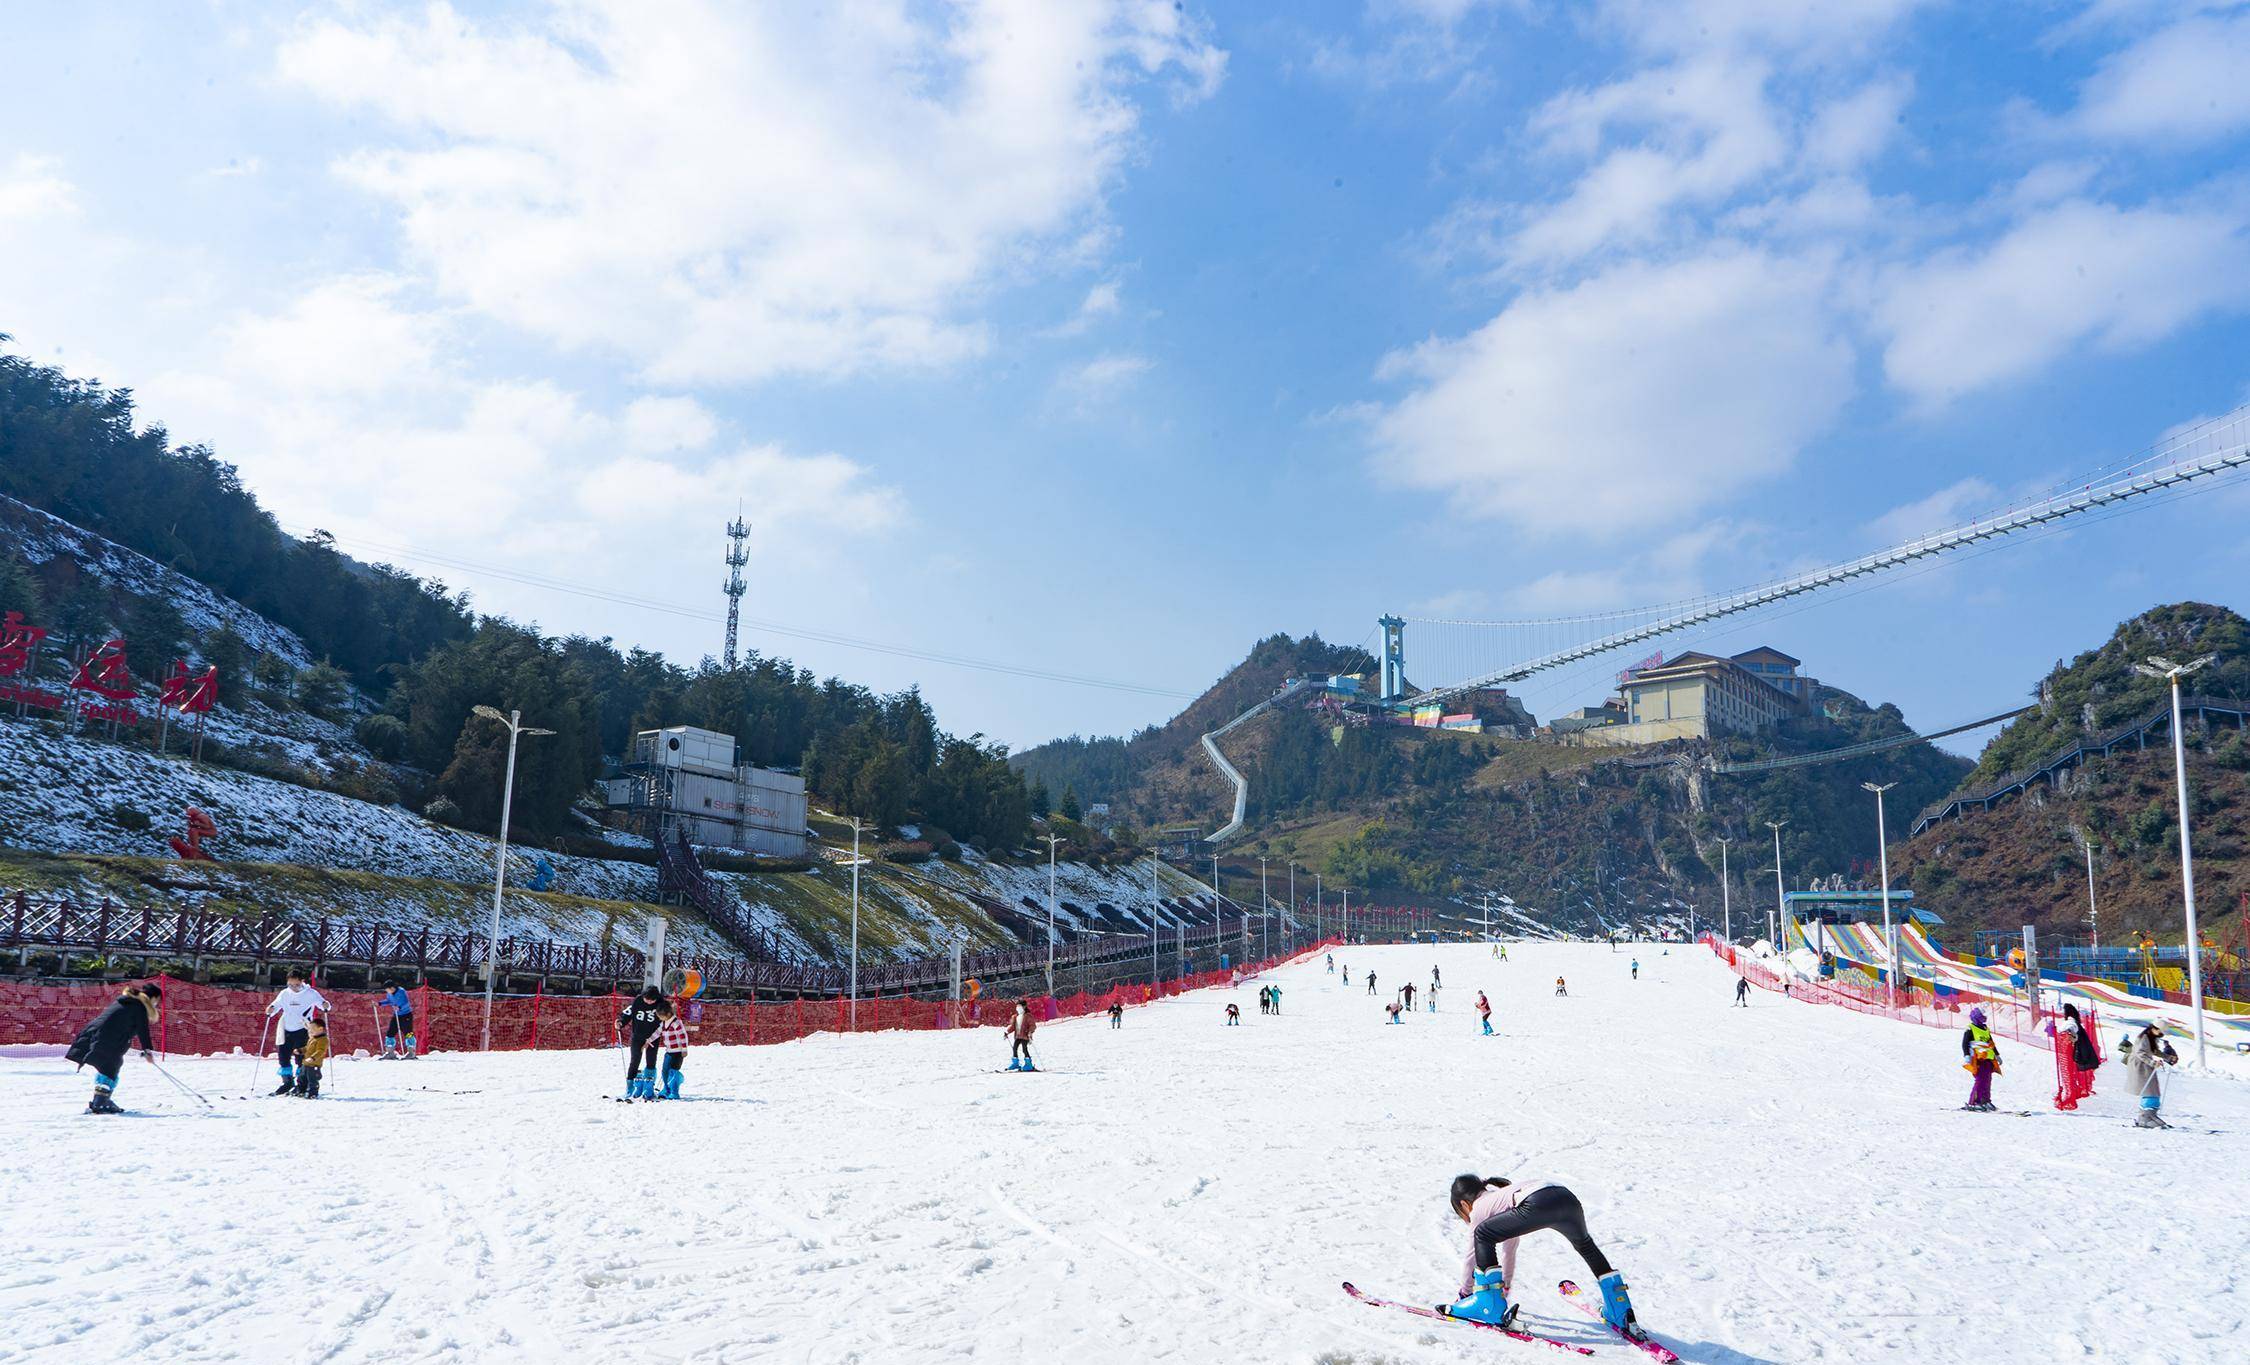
[1020,1058,1038,1073]
[1441,1269,1516,1328]
[662,1070,683,1100]
[87,1087,123,1115]
[627,1070,652,1100]
[1596,1272,1643,1338]
[1005,1056,1023,1071]
[272,1072,296,1096]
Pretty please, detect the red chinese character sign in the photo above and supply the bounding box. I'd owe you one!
[0,612,64,714]
[157,657,220,760]
[71,638,139,701]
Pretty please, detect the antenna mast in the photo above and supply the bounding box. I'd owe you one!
[722,513,750,668]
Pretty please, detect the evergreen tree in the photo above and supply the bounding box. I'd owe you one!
[0,550,43,620]
[297,658,350,720]
[1060,784,1082,821]
[251,652,297,707]
[122,592,189,672]
[1029,779,1051,819]
[196,626,251,689]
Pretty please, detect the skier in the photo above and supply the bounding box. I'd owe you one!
[1442,1173,1647,1344]
[1402,982,1417,1012]
[1428,979,1439,1012]
[265,969,330,1097]
[1476,991,1493,1036]
[1554,976,1568,997]
[1226,1002,1241,1026]
[1386,1000,1404,1024]
[2047,1002,2099,1109]
[617,985,667,1099]
[1499,944,1508,962]
[2120,1024,2179,1128]
[1432,965,1442,990]
[1631,959,1639,981]
[1258,985,1272,1016]
[1107,1000,1124,1029]
[1367,971,1378,996]
[1734,978,1750,1008]
[1005,998,1038,1071]
[654,1001,691,1099]
[1269,984,1282,1015]
[377,979,416,1059]
[1326,953,1334,974]
[1960,1007,2002,1112]
[294,1017,330,1098]
[64,982,160,1114]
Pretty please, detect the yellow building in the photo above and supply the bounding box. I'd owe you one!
[1581,648,1811,746]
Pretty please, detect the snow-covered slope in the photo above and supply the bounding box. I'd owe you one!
[4,940,2241,1364]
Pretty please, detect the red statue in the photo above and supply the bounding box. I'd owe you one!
[169,807,218,861]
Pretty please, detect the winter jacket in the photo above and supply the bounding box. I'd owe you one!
[1007,1007,1037,1042]
[2124,1036,2177,1098]
[618,996,666,1038]
[266,984,329,1032]
[380,987,413,1017]
[1457,1182,1554,1296]
[1961,1023,2001,1073]
[65,989,158,1073]
[657,1017,690,1052]
[301,1034,332,1068]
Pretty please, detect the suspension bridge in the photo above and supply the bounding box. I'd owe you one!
[1202,403,2250,841]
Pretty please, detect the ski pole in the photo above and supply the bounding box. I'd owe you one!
[147,1056,216,1110]
[246,1014,272,1088]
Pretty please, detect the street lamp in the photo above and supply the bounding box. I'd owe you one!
[848,815,867,1029]
[2133,652,2217,1066]
[1040,832,1062,997]
[1287,861,1296,951]
[1717,837,1731,942]
[470,705,554,1052]
[1862,782,1898,1006]
[1149,851,1161,987]
[1341,886,1349,944]
[1259,856,1269,961]
[1314,871,1322,941]
[2083,839,2099,951]
[1765,819,1789,954]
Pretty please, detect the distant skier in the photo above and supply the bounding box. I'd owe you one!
[654,1002,690,1099]
[378,979,416,1059]
[1005,999,1038,1071]
[1476,991,1493,1036]
[293,1017,330,1098]
[1960,1007,2002,1112]
[1386,1001,1403,1025]
[265,970,330,1097]
[1107,1001,1124,1029]
[1734,978,1750,1007]
[1432,966,1442,990]
[1326,953,1334,974]
[1367,971,1377,996]
[617,986,667,1099]
[1269,984,1282,1015]
[1442,1173,1648,1345]
[1554,977,1567,997]
[1630,959,1639,981]
[1402,982,1416,1011]
[1258,986,1272,1016]
[1226,1002,1241,1026]
[65,982,160,1115]
[2121,1024,2179,1129]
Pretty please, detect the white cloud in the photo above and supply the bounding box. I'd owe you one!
[1369,249,1854,536]
[2071,11,2250,144]
[1874,196,2250,407]
[1597,0,1934,59]
[1046,280,1124,337]
[1867,476,2000,544]
[274,0,1224,386]
[0,154,77,222]
[1803,74,1912,170]
[1065,351,1153,394]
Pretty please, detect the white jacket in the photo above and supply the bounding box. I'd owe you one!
[267,984,330,1032]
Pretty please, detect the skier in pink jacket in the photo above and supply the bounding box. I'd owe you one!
[1444,1174,1646,1344]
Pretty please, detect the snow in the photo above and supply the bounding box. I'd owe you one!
[5,941,2242,1364]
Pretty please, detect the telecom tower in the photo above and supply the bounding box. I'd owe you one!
[721,515,750,668]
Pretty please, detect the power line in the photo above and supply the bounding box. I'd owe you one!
[281,525,1196,701]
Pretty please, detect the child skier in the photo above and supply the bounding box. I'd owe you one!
[654,1002,691,1099]
[294,1018,331,1098]
[1960,1007,2002,1111]
[1225,1002,1241,1026]
[617,986,667,1099]
[1476,991,1493,1035]
[1441,1173,1650,1346]
[265,970,330,1096]
[2121,1024,2179,1128]
[378,979,416,1059]
[64,982,160,1114]
[1554,977,1567,997]
[1107,1000,1124,1029]
[1005,999,1038,1071]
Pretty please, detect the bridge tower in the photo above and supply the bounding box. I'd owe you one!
[721,515,750,668]
[1378,615,1407,701]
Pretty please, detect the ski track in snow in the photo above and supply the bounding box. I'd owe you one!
[3,942,2244,1364]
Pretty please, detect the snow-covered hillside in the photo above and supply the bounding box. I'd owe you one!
[4,941,2239,1364]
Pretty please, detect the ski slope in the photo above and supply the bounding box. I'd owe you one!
[3,942,2243,1365]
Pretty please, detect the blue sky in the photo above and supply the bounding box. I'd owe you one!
[5,1,2250,756]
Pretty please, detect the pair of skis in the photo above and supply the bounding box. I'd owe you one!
[1343,1280,1679,1361]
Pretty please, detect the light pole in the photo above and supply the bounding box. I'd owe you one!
[2083,839,2098,951]
[1041,832,1063,997]
[1259,857,1269,961]
[1149,851,1161,987]
[470,705,553,1052]
[1482,891,1490,944]
[1288,861,1296,949]
[1718,837,1731,942]
[1862,782,1898,1006]
[1341,886,1349,944]
[1765,820,1788,953]
[2133,653,2216,1067]
[1314,871,1322,940]
[849,816,864,1029]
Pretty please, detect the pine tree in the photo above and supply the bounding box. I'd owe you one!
[1029,779,1051,818]
[297,658,350,720]
[1059,783,1082,821]
[0,551,43,621]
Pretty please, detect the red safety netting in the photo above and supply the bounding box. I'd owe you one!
[2051,1009,2104,1111]
[0,939,1338,1057]
[1705,938,2049,1047]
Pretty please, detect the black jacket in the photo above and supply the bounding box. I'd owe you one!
[617,997,666,1038]
[65,991,157,1072]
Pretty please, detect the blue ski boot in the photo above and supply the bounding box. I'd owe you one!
[1596,1271,1639,1334]
[628,1069,654,1100]
[662,1070,683,1100]
[1442,1269,1515,1328]
[1005,1056,1022,1071]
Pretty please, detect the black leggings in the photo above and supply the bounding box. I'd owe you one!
[277,1028,307,1073]
[627,1034,660,1080]
[1472,1186,1614,1280]
[1011,1038,1033,1060]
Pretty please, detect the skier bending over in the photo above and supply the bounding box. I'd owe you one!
[1005,999,1038,1071]
[266,969,330,1096]
[378,979,417,1058]
[1443,1173,1647,1343]
[1386,1001,1404,1025]
[65,982,160,1114]
[617,986,668,1099]
[2121,1025,2179,1128]
[1734,978,1750,1008]
[1226,1002,1241,1026]
[1554,977,1568,997]
[1476,991,1493,1036]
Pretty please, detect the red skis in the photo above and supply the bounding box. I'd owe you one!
[1342,1282,1594,1356]
[1557,1280,1681,1363]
